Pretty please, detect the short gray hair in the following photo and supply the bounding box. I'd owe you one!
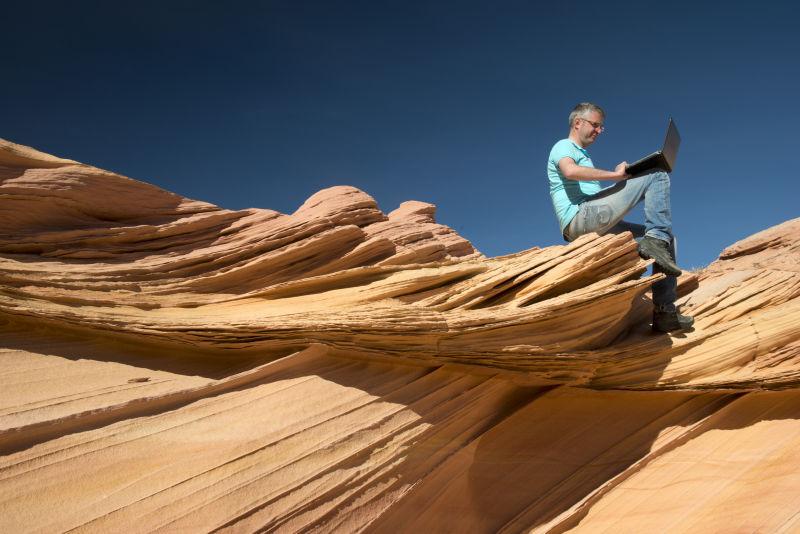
[568,102,605,129]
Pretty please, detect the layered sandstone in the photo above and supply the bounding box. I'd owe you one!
[1,138,799,532]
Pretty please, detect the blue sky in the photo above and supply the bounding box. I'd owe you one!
[3,1,797,268]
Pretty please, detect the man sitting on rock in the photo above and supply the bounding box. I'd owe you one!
[546,102,693,332]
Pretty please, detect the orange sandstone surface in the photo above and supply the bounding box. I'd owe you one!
[1,138,799,532]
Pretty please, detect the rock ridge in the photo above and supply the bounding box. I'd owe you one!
[1,138,799,532]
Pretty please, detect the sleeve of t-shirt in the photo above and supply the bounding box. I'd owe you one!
[549,139,577,169]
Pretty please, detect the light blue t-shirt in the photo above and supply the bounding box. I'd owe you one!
[547,139,601,234]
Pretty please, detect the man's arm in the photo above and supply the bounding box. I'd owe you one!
[558,157,630,182]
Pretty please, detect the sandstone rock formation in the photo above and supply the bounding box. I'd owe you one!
[1,138,799,532]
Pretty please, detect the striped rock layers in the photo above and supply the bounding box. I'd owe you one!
[1,138,799,532]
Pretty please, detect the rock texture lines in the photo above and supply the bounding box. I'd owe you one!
[1,138,799,532]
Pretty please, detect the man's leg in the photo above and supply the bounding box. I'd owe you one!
[607,221,677,311]
[607,220,692,332]
[565,171,673,241]
[565,172,681,275]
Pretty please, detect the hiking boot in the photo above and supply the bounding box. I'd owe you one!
[653,310,694,332]
[638,236,682,276]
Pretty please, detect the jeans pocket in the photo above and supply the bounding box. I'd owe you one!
[589,204,613,228]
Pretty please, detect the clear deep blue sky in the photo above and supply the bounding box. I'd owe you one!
[3,1,798,268]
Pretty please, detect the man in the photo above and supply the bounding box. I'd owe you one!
[547,102,693,332]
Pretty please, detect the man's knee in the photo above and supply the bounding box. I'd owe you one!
[630,170,670,192]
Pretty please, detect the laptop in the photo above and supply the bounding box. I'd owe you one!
[625,118,681,176]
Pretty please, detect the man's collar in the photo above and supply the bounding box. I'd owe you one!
[569,139,589,153]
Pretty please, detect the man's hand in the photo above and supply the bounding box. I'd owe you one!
[614,162,631,181]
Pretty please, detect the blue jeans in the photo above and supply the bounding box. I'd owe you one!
[563,171,678,311]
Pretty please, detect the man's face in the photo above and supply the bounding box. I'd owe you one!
[575,111,605,147]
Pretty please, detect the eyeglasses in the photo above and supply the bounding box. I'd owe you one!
[579,117,605,132]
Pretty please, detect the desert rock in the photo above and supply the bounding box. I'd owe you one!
[1,138,799,532]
